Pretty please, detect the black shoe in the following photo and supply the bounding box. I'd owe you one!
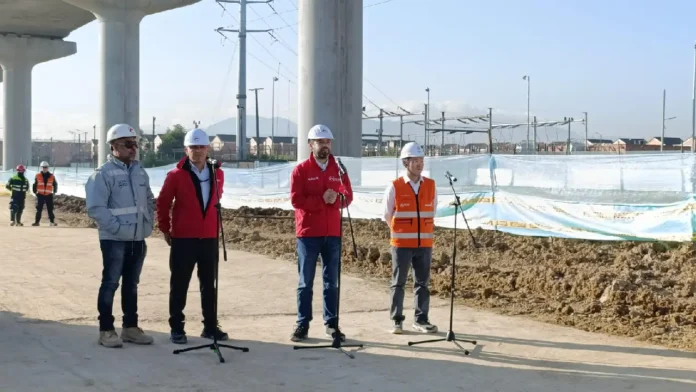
[290,324,309,342]
[170,329,187,344]
[31,222,39,226]
[325,325,346,342]
[201,325,229,341]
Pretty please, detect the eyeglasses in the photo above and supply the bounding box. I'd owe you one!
[116,141,138,149]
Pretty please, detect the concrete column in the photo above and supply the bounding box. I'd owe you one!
[297,0,363,160]
[0,35,76,170]
[62,0,200,166]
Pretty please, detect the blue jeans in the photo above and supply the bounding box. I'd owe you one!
[97,240,147,331]
[296,237,340,327]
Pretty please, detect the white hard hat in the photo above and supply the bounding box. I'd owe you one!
[400,142,425,158]
[184,128,210,147]
[40,161,49,167]
[307,124,334,140]
[106,124,137,144]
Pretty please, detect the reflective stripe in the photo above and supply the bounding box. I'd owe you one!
[393,211,435,218]
[110,206,138,216]
[390,232,434,239]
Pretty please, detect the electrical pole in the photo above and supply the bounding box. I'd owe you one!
[487,108,493,154]
[441,111,445,154]
[566,117,572,155]
[583,112,588,152]
[216,0,273,161]
[533,116,538,155]
[249,87,263,139]
[272,76,278,139]
[423,103,428,154]
[523,75,530,153]
[662,89,666,152]
[377,108,384,156]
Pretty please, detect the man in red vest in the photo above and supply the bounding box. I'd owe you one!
[382,142,439,335]
[289,124,353,342]
[32,161,58,226]
[157,128,228,345]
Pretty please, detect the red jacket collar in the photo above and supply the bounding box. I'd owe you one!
[308,152,337,169]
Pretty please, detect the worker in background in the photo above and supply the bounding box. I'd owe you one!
[5,165,30,226]
[85,124,155,348]
[289,124,353,342]
[32,161,58,226]
[382,142,439,335]
[157,128,229,345]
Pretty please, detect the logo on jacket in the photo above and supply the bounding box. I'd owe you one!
[117,180,128,188]
[399,203,410,207]
[329,176,340,182]
[307,177,319,181]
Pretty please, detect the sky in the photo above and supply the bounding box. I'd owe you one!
[3,0,696,145]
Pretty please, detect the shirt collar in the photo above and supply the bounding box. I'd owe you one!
[402,174,422,184]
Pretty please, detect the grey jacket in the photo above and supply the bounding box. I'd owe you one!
[85,155,155,241]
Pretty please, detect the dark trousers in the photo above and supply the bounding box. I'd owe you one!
[296,236,340,327]
[390,247,432,323]
[97,240,147,331]
[35,194,55,223]
[9,196,25,223]
[168,238,218,332]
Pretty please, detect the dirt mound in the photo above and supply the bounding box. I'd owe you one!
[51,194,696,351]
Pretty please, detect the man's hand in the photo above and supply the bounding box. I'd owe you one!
[323,189,338,204]
[163,233,172,246]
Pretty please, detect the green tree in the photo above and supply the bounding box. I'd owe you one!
[157,124,187,155]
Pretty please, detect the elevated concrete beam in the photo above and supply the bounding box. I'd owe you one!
[0,35,76,169]
[297,0,363,160]
[63,0,200,165]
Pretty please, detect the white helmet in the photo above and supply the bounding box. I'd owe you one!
[184,128,210,147]
[39,161,49,168]
[400,142,425,159]
[307,124,334,140]
[106,124,137,144]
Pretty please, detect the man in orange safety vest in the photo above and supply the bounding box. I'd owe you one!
[382,142,438,335]
[32,161,58,226]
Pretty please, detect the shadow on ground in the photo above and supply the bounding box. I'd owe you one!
[1,311,695,392]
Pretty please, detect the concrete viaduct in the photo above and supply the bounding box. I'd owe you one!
[0,0,362,169]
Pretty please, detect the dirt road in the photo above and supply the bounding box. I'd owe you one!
[0,195,695,391]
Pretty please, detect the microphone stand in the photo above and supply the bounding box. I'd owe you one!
[293,157,363,359]
[173,159,249,363]
[407,173,477,354]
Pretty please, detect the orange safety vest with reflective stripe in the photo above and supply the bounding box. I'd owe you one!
[35,173,55,196]
[389,177,436,248]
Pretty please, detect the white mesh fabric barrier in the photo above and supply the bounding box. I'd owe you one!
[2,153,695,241]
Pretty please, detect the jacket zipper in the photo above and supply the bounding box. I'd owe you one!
[409,186,421,247]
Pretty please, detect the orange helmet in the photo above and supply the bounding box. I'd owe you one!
[16,165,25,173]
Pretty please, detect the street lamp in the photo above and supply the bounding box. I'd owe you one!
[522,75,530,152]
[425,87,430,154]
[272,76,279,139]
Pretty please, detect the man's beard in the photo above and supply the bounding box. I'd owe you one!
[315,148,329,159]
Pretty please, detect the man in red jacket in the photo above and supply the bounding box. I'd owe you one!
[156,128,229,345]
[289,124,353,342]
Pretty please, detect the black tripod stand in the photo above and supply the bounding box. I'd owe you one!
[293,158,363,359]
[408,171,478,355]
[173,159,249,363]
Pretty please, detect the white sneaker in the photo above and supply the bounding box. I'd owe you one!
[412,320,438,333]
[390,321,403,334]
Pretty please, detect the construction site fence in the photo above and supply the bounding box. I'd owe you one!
[2,153,695,242]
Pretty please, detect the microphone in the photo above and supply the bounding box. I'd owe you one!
[207,158,220,168]
[445,171,458,182]
[336,157,348,176]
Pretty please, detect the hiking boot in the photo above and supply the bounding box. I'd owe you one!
[390,320,403,334]
[170,329,187,345]
[413,319,438,333]
[99,330,123,348]
[201,325,228,341]
[290,324,309,342]
[325,325,346,342]
[121,327,154,345]
[31,222,39,227]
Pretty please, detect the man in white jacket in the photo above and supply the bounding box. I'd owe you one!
[85,124,155,348]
